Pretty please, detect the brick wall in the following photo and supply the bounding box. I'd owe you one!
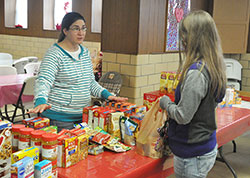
[0,34,101,60]
[102,52,179,105]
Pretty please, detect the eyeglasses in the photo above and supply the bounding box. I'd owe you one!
[69,26,87,32]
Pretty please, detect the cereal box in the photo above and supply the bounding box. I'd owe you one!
[0,121,12,178]
[82,106,99,125]
[57,136,78,168]
[34,160,52,178]
[77,134,89,161]
[12,147,39,165]
[160,71,177,94]
[82,106,93,124]
[97,109,115,132]
[57,135,69,168]
[11,156,34,178]
[143,90,165,110]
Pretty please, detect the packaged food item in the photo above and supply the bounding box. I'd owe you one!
[131,105,147,114]
[57,129,69,137]
[104,140,131,153]
[29,117,50,130]
[91,132,110,144]
[130,113,144,121]
[108,112,124,138]
[225,88,234,107]
[236,97,242,104]
[88,144,104,155]
[18,127,34,150]
[40,126,57,134]
[57,135,69,168]
[77,134,89,161]
[22,117,36,127]
[41,133,58,170]
[160,71,177,94]
[160,71,168,94]
[98,109,115,131]
[119,117,137,146]
[52,169,57,178]
[143,90,165,110]
[11,156,34,178]
[120,103,136,110]
[72,129,86,136]
[31,130,46,157]
[12,147,39,165]
[0,121,12,178]
[125,119,138,136]
[119,116,127,143]
[34,160,52,178]
[57,135,78,168]
[88,107,101,129]
[120,108,133,117]
[82,106,99,125]
[64,136,78,168]
[74,122,89,129]
[12,124,25,152]
[82,106,92,124]
[218,94,226,108]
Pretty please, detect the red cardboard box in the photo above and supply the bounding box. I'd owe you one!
[143,90,165,110]
[143,90,175,111]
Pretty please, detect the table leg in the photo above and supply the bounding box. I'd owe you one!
[0,109,3,120]
[4,105,10,121]
[0,108,10,121]
[216,146,237,178]
[232,140,237,153]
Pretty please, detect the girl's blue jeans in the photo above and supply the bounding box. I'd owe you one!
[173,145,218,178]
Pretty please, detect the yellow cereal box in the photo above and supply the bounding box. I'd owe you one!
[160,71,179,94]
[78,134,89,161]
[64,136,78,168]
[57,136,78,168]
[11,147,39,165]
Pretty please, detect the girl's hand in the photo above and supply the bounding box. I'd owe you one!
[28,104,51,114]
[107,96,128,103]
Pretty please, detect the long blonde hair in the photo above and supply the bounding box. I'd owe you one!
[177,10,226,99]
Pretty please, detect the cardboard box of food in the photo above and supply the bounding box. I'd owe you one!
[0,121,12,178]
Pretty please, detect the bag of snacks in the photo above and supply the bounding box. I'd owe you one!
[136,99,166,159]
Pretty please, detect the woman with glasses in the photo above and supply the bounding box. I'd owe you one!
[159,10,226,178]
[29,12,127,132]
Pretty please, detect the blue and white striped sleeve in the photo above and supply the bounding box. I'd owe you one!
[34,48,59,106]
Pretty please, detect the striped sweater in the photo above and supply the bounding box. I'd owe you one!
[34,43,110,121]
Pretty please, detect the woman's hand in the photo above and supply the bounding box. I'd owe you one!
[107,96,128,103]
[28,104,51,114]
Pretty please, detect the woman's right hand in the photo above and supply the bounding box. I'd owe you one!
[28,104,51,114]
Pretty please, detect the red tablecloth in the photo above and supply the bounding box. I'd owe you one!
[216,107,250,147]
[0,74,34,108]
[57,106,250,178]
[58,147,173,178]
